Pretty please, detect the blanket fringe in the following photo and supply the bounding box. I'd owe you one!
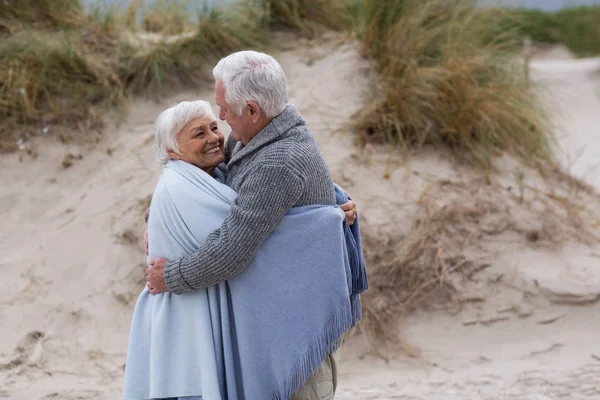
[272,299,354,400]
[351,294,362,325]
[344,222,368,296]
[334,185,368,297]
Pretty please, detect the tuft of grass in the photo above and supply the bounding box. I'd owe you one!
[262,0,349,35]
[141,0,191,35]
[361,0,409,62]
[355,0,554,167]
[358,174,600,352]
[0,1,268,145]
[534,6,600,57]
[122,5,268,96]
[0,30,121,128]
[0,0,84,34]
[189,6,267,57]
[119,43,198,97]
[486,6,600,57]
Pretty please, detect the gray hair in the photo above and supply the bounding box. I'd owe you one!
[212,50,288,118]
[154,100,215,164]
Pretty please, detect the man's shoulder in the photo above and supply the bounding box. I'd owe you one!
[257,127,320,166]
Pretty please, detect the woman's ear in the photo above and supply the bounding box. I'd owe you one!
[167,149,180,159]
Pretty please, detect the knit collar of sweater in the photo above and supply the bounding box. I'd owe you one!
[228,103,305,167]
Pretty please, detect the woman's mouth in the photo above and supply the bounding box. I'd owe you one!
[204,147,221,155]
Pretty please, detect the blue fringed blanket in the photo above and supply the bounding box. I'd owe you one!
[123,160,366,400]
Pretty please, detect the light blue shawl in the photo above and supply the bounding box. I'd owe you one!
[123,160,365,400]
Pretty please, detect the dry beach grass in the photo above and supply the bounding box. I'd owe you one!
[358,166,600,353]
[354,0,555,168]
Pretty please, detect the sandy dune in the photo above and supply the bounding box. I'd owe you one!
[1,37,600,399]
[527,45,600,191]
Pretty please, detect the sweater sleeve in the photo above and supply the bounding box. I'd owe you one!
[163,164,304,294]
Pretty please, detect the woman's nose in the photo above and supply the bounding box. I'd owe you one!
[207,130,219,143]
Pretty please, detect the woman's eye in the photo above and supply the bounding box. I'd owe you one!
[211,126,219,131]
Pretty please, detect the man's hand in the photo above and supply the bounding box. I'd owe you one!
[341,200,357,225]
[146,258,169,295]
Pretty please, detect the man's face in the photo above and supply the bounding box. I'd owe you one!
[215,81,250,144]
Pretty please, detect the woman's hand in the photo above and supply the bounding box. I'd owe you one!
[147,258,169,295]
[341,200,357,225]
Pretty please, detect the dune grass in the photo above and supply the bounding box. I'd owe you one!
[0,0,84,34]
[261,0,351,35]
[0,1,274,146]
[353,0,555,167]
[496,6,600,57]
[119,42,198,96]
[141,0,191,35]
[2,0,590,160]
[120,4,267,96]
[0,30,121,125]
[2,0,353,147]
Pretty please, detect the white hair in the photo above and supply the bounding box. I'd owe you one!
[154,100,215,165]
[212,50,288,118]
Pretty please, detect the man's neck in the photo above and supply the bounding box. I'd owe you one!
[243,117,273,145]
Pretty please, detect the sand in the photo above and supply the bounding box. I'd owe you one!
[1,36,600,399]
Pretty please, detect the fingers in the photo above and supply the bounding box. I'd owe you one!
[344,210,357,225]
[148,258,167,267]
[340,200,355,211]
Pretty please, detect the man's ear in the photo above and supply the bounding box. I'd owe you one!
[167,149,180,159]
[247,101,261,123]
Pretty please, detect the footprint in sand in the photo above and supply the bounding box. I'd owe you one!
[0,330,45,371]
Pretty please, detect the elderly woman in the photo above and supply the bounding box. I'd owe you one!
[123,100,363,400]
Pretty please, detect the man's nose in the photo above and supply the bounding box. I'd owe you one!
[219,109,225,120]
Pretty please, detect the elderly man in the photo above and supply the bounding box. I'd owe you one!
[146,50,355,399]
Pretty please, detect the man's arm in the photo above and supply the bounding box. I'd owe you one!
[163,164,304,294]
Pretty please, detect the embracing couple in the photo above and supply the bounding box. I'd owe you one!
[123,50,367,400]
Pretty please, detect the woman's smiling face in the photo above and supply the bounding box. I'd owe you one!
[169,116,225,175]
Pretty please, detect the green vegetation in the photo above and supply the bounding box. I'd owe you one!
[0,0,84,33]
[2,0,598,155]
[0,0,273,147]
[0,0,349,148]
[262,0,349,34]
[0,29,120,127]
[353,0,554,167]
[120,6,266,96]
[495,6,600,57]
